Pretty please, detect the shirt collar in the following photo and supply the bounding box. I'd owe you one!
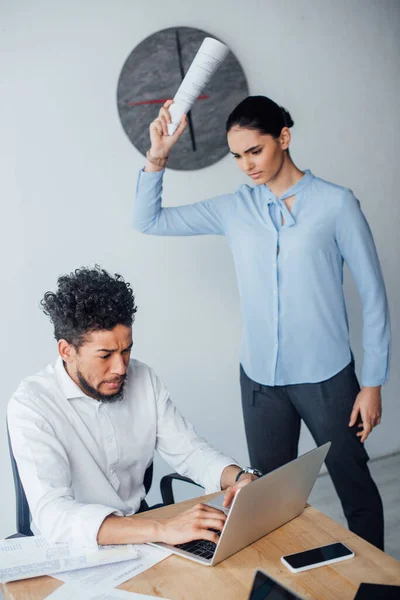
[265,169,314,203]
[263,169,314,228]
[54,356,91,401]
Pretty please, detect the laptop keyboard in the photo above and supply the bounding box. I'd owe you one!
[175,530,221,560]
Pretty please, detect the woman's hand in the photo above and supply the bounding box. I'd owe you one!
[349,386,382,443]
[149,99,187,160]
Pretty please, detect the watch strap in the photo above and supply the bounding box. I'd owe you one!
[235,469,246,482]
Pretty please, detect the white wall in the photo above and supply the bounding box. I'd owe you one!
[1,0,399,538]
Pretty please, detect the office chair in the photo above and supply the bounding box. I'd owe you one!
[160,472,202,505]
[7,422,32,537]
[7,421,203,538]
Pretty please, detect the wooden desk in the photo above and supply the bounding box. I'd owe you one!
[2,493,400,600]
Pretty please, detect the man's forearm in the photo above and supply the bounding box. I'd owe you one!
[97,504,227,548]
[97,514,163,546]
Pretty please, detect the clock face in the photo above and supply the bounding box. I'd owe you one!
[117,27,248,170]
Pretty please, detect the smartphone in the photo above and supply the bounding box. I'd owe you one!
[281,542,355,573]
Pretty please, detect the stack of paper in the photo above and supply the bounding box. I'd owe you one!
[54,544,171,590]
[45,582,171,599]
[0,536,170,587]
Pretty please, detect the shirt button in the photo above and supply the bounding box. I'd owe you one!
[273,289,277,294]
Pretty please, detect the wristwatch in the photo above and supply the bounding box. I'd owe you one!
[235,467,263,482]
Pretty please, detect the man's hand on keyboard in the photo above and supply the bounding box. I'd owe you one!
[156,503,226,545]
[222,473,258,508]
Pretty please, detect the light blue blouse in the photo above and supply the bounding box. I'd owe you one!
[134,169,390,387]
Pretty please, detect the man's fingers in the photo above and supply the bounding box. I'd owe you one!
[195,517,225,531]
[195,528,220,544]
[223,490,235,508]
[190,502,224,514]
[222,484,244,507]
[188,504,226,522]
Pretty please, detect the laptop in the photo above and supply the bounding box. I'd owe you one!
[248,569,305,600]
[150,442,330,566]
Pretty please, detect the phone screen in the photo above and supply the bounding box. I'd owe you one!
[283,543,353,569]
[248,570,303,600]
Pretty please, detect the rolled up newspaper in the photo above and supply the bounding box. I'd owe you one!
[167,37,229,135]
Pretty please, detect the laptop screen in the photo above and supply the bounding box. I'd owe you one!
[248,570,304,600]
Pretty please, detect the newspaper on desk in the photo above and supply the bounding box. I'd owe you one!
[0,536,169,584]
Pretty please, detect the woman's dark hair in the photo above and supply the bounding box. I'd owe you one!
[41,266,137,348]
[226,95,294,138]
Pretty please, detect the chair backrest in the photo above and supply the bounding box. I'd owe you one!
[6,420,33,536]
[7,419,154,535]
[144,461,153,495]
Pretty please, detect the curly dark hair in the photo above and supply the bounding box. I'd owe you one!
[41,266,137,348]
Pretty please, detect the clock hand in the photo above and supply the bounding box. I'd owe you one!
[128,95,208,107]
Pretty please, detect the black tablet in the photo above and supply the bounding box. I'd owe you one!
[354,582,400,599]
[248,569,305,600]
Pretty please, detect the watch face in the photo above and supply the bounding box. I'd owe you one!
[117,27,248,170]
[251,469,263,478]
[245,468,263,478]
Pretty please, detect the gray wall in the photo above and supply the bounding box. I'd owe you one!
[1,0,399,538]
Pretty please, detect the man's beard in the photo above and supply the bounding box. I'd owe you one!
[77,369,126,403]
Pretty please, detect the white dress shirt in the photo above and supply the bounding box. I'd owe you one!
[7,358,237,549]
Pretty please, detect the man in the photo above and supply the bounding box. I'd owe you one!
[8,267,259,550]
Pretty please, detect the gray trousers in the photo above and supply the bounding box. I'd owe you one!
[240,361,384,550]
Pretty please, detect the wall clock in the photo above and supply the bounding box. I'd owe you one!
[117,27,248,170]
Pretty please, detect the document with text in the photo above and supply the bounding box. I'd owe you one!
[168,37,229,135]
[53,544,171,590]
[0,536,139,583]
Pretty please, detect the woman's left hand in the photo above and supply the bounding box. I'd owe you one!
[349,386,382,443]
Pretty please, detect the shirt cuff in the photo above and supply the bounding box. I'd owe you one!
[361,378,387,387]
[137,167,165,181]
[202,455,239,495]
[70,504,124,550]
[361,352,389,387]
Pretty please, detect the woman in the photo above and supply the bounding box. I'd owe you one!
[133,96,390,550]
